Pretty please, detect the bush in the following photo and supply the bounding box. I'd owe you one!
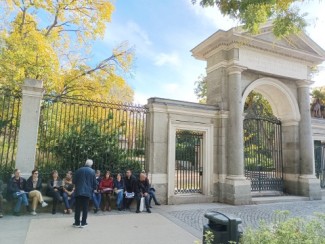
[240,211,325,244]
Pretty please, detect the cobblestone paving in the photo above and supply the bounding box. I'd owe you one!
[168,201,325,233]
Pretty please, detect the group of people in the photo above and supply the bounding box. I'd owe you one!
[0,159,161,224]
[4,169,48,216]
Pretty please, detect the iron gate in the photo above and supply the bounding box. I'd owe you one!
[314,141,325,188]
[175,130,203,194]
[244,114,283,192]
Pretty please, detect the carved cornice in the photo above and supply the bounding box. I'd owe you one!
[192,28,325,65]
[296,79,315,88]
[227,65,247,75]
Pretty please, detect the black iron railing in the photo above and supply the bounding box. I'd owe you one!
[36,94,147,178]
[0,90,21,180]
[244,115,283,192]
[175,130,203,194]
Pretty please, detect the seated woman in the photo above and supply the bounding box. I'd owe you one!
[46,170,63,214]
[92,170,102,213]
[62,171,75,214]
[113,173,125,211]
[26,169,48,215]
[99,170,114,211]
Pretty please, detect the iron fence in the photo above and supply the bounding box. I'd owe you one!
[0,89,21,180]
[36,94,147,178]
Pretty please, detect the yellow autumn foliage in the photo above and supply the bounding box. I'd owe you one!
[0,0,134,102]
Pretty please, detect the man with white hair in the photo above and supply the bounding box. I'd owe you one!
[73,159,96,228]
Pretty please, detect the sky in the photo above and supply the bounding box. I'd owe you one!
[93,0,325,105]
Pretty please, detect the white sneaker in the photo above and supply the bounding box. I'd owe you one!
[41,202,48,207]
[30,211,37,216]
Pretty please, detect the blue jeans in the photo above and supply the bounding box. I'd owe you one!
[116,190,124,209]
[62,192,75,209]
[149,189,159,205]
[13,192,29,213]
[92,192,101,209]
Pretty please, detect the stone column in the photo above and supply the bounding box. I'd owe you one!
[296,80,321,199]
[16,79,44,178]
[223,66,251,205]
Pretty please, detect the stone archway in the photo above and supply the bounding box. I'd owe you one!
[242,77,301,193]
[242,77,300,123]
[191,24,324,204]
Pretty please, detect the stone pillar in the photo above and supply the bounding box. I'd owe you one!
[16,79,44,177]
[146,98,169,204]
[296,80,321,199]
[223,66,251,205]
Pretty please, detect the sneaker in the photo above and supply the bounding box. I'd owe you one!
[146,208,151,213]
[80,223,88,228]
[72,223,80,228]
[155,203,161,206]
[41,201,48,208]
[136,210,140,213]
[30,211,37,216]
[52,209,56,215]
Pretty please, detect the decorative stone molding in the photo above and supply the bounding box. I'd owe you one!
[296,79,315,88]
[227,65,247,75]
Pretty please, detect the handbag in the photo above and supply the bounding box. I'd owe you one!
[139,197,145,212]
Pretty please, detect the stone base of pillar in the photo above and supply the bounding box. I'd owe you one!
[298,175,322,200]
[219,176,251,205]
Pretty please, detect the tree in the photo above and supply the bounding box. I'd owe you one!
[192,0,307,38]
[194,75,207,104]
[0,0,134,101]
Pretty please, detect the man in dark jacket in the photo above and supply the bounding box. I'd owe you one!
[73,159,96,228]
[124,169,137,210]
[136,172,151,213]
[7,169,30,216]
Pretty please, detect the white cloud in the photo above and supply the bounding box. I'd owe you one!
[133,92,149,105]
[162,83,179,93]
[185,0,239,31]
[154,52,181,67]
[104,20,152,56]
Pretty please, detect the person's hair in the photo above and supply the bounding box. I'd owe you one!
[126,169,132,173]
[116,173,122,178]
[85,159,93,167]
[104,170,111,178]
[95,170,101,174]
[32,169,38,175]
[51,170,58,177]
[14,169,20,173]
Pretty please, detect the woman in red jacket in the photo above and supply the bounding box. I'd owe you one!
[99,170,114,211]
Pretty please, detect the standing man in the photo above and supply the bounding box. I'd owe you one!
[73,159,96,228]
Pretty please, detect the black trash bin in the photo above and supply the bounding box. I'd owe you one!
[203,211,242,244]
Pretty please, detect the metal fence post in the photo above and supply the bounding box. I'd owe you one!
[15,79,44,177]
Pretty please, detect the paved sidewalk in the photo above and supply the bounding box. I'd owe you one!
[0,197,324,244]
